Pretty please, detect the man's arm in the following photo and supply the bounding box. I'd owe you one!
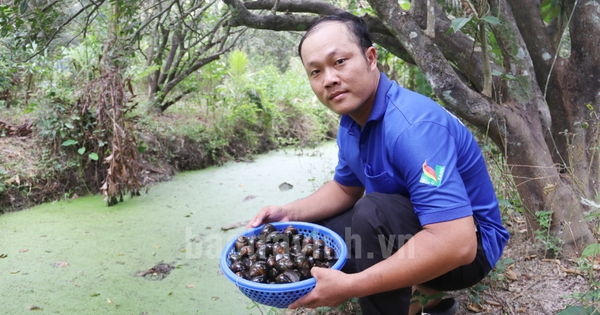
[350,215,477,294]
[290,215,478,308]
[247,180,365,228]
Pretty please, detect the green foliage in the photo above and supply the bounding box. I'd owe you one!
[448,16,473,34]
[34,94,103,185]
[377,48,434,99]
[0,39,53,109]
[228,50,250,82]
[0,0,69,56]
[541,0,562,23]
[560,282,600,315]
[411,290,447,314]
[582,244,600,258]
[141,51,335,167]
[62,35,103,81]
[561,237,598,311]
[558,305,599,315]
[535,210,564,257]
[467,284,489,305]
[581,197,600,233]
[488,257,515,281]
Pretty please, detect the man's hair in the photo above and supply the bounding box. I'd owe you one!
[297,12,373,61]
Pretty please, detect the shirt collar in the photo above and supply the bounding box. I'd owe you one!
[340,72,393,130]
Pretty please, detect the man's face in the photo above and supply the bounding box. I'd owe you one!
[300,22,379,121]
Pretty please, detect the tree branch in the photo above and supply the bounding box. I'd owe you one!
[159,88,195,112]
[488,0,550,131]
[25,1,104,62]
[131,0,176,43]
[367,0,497,129]
[243,0,343,15]
[506,0,555,90]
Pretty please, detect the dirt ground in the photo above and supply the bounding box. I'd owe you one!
[1,124,599,315]
[454,233,596,315]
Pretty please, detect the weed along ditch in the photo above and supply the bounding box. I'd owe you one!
[0,142,338,314]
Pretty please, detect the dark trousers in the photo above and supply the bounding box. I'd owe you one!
[316,192,491,315]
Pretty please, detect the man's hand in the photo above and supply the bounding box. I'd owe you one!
[288,267,353,309]
[246,205,292,229]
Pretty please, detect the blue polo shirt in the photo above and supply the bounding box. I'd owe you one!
[334,73,509,268]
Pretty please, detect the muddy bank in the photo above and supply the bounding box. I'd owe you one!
[0,129,278,214]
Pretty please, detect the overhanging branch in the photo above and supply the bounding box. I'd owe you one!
[367,0,497,128]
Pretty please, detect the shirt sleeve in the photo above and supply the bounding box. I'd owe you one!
[333,144,364,187]
[391,121,473,226]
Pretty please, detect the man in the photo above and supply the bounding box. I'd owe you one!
[247,12,509,315]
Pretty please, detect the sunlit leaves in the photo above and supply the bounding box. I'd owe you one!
[228,50,250,81]
[448,16,472,33]
[62,139,77,146]
[398,0,411,11]
[541,0,562,23]
[582,243,600,258]
[480,15,500,25]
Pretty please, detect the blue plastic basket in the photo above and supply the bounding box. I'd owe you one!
[220,221,347,308]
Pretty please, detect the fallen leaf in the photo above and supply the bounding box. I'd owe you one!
[505,269,518,281]
[242,195,256,202]
[54,261,68,268]
[485,299,502,306]
[467,302,483,312]
[221,220,250,231]
[186,284,195,288]
[5,174,20,185]
[0,253,7,258]
[106,298,112,304]
[27,306,42,311]
[11,270,20,274]
[90,293,100,297]
[560,266,585,276]
[19,249,29,253]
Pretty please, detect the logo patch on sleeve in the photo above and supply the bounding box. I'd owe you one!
[420,161,445,187]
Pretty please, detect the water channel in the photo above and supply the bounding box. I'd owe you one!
[0,141,338,314]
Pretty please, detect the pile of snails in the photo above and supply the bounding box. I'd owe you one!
[228,223,338,284]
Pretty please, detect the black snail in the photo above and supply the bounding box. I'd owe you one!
[228,223,337,284]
